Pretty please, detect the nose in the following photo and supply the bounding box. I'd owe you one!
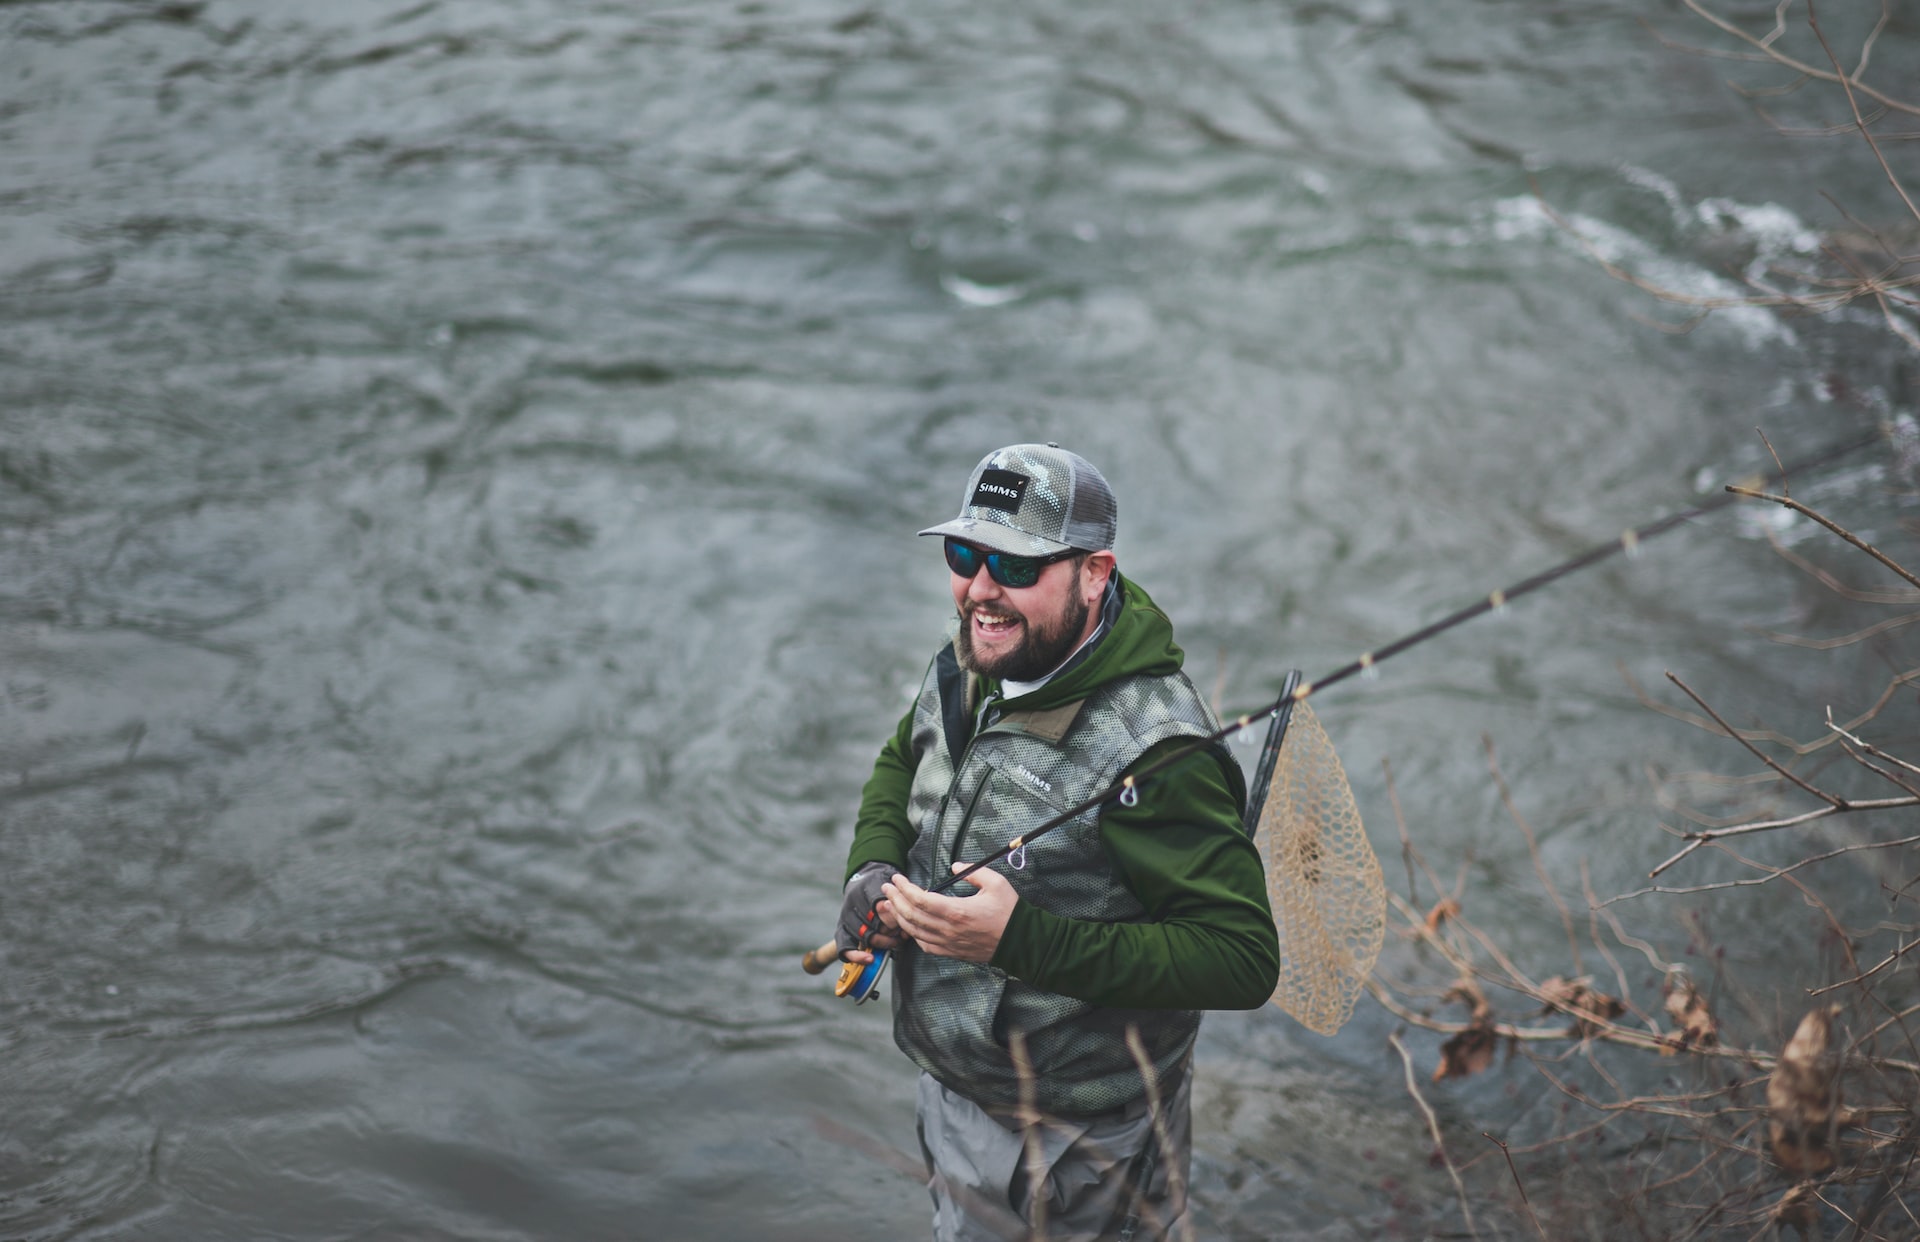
[964,566,1005,602]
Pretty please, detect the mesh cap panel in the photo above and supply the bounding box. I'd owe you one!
[918,443,1117,555]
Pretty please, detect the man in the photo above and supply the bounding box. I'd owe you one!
[833,443,1280,1241]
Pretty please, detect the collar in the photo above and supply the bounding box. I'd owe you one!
[997,575,1123,700]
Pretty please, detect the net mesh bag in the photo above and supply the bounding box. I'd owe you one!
[1252,700,1386,1036]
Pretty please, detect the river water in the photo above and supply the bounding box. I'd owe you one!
[4,2,1917,1238]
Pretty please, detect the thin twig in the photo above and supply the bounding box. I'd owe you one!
[1808,0,1920,229]
[1828,713,1920,782]
[1389,1031,1480,1240]
[1591,892,1683,975]
[1123,1025,1193,1242]
[1681,0,1920,118]
[1763,528,1920,606]
[1728,485,1920,592]
[1810,934,1920,998]
[1484,1133,1549,1240]
[1582,862,1650,1029]
[1383,755,1440,907]
[1650,795,1920,877]
[1758,427,1790,499]
[1837,737,1920,799]
[1665,671,1847,809]
[1751,609,1920,650]
[1009,1029,1050,1242]
[1484,734,1581,972]
[1620,661,1920,757]
[1604,832,1920,905]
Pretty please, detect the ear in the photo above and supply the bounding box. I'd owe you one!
[1081,551,1116,606]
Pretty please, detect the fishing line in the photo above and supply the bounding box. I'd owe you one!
[803,430,1881,985]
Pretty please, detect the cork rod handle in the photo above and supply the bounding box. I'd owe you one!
[800,939,841,975]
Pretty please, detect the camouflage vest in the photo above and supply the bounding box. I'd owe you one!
[890,636,1225,1119]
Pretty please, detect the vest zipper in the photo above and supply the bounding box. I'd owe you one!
[934,692,1010,872]
[946,763,994,869]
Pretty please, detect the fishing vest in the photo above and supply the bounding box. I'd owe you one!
[890,637,1227,1119]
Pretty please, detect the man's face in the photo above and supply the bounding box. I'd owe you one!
[951,546,1109,682]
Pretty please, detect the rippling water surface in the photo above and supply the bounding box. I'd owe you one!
[4,2,1917,1237]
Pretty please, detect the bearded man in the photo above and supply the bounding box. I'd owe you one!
[833,443,1280,1241]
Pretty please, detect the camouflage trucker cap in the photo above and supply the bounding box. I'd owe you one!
[917,443,1118,556]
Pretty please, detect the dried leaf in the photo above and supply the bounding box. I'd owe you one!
[1770,1183,1818,1232]
[1662,971,1719,1053]
[1424,898,1461,934]
[1768,1004,1843,1178]
[1433,1019,1498,1082]
[1441,975,1491,1022]
[1539,975,1626,1037]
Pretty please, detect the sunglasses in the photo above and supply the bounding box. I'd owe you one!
[943,537,1079,588]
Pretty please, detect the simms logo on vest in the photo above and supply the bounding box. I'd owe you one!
[1013,764,1052,793]
[970,469,1029,514]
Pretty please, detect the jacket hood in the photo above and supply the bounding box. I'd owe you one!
[992,571,1184,712]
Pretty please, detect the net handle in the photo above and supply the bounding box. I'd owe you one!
[1242,669,1303,835]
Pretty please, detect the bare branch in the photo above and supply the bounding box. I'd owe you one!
[1604,832,1920,905]
[1681,0,1920,118]
[1807,0,1920,230]
[1827,713,1920,781]
[1764,526,1920,605]
[1759,427,1791,499]
[1123,1025,1190,1242]
[1728,485,1920,592]
[1383,755,1438,907]
[1485,733,1581,971]
[1484,1132,1550,1241]
[1810,935,1920,997]
[1389,1030,1481,1240]
[1664,671,1848,809]
[1620,662,1920,758]
[1836,737,1920,800]
[1650,795,1920,878]
[1751,609,1920,650]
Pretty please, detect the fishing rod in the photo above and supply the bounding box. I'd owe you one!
[802,430,1882,987]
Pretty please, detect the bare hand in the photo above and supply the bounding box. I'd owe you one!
[881,863,1018,963]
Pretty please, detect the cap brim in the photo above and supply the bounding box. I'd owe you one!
[917,517,1072,557]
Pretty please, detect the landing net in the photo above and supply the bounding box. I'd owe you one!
[1251,700,1386,1036]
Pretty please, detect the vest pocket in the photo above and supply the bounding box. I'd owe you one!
[976,748,1076,813]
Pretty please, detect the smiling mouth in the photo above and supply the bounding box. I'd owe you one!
[969,607,1021,639]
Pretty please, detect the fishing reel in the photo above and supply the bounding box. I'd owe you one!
[801,937,890,1004]
[833,947,889,1004]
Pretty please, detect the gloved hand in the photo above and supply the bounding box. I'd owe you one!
[837,861,899,956]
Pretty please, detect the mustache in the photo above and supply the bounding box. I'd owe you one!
[961,599,1024,622]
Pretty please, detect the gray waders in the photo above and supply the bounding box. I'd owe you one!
[914,1063,1192,1241]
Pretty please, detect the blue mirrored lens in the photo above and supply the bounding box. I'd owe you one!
[943,538,982,578]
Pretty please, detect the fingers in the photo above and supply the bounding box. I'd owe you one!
[880,878,929,944]
[955,861,1011,893]
[883,869,982,923]
[881,865,1015,964]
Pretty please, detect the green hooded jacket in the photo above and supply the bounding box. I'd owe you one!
[844,573,1280,1011]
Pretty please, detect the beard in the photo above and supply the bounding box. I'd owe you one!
[956,587,1091,683]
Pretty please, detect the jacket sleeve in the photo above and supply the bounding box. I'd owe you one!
[988,737,1280,1010]
[843,703,919,884]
